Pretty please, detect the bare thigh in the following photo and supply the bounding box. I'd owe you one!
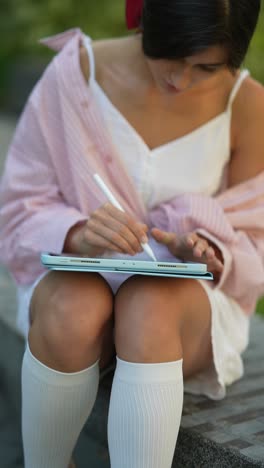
[29,270,115,372]
[113,275,213,379]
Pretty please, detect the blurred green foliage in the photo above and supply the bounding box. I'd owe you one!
[256,297,264,316]
[0,0,127,105]
[0,0,126,62]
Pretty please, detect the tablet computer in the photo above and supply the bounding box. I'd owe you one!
[41,252,213,280]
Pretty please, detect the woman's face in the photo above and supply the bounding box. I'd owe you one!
[146,45,229,95]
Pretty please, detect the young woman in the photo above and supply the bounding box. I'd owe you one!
[0,1,264,467]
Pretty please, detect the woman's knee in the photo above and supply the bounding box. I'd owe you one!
[114,276,213,370]
[115,275,181,327]
[114,276,182,361]
[30,271,114,349]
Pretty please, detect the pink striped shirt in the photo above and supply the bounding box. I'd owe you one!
[0,29,264,315]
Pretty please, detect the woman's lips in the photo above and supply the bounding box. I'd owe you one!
[166,81,181,93]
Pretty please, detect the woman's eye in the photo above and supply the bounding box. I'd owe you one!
[198,65,219,73]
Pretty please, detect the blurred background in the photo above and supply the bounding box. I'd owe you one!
[0,0,126,114]
[0,0,264,314]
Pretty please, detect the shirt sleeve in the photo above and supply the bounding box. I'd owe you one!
[0,85,87,285]
[149,192,264,313]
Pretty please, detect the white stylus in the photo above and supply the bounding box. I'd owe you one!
[93,173,157,261]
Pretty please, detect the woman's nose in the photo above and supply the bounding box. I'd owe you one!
[171,66,191,90]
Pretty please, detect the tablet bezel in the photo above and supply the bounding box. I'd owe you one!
[41,252,213,280]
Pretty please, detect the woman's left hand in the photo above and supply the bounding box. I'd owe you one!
[151,228,224,274]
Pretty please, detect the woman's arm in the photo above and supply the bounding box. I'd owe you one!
[149,182,264,313]
[228,77,264,187]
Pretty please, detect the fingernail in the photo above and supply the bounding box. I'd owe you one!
[141,235,148,244]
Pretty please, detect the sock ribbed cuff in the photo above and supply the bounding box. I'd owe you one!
[115,356,183,384]
[24,343,99,387]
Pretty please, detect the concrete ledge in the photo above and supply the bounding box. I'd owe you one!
[83,332,264,467]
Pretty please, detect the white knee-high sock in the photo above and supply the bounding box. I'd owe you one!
[22,344,99,468]
[107,357,183,468]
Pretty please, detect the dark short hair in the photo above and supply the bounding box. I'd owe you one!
[142,0,261,69]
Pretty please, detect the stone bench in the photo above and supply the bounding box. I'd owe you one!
[1,263,264,467]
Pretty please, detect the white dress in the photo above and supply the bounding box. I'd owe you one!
[16,38,250,401]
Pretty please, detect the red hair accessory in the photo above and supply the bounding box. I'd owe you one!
[126,0,143,29]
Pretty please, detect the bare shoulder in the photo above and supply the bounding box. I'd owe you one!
[229,75,264,187]
[79,37,129,82]
[233,76,264,124]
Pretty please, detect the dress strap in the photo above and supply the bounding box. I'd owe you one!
[82,36,96,83]
[227,69,250,109]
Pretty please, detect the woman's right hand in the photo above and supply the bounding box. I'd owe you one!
[64,203,149,257]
